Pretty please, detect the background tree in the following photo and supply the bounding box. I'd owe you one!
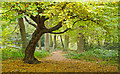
[53,35,56,49]
[18,15,27,54]
[64,34,69,51]
[45,33,50,51]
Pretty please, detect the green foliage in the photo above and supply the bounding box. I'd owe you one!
[2,48,50,60]
[65,49,118,64]
[2,48,24,60]
[34,50,50,58]
[0,2,119,65]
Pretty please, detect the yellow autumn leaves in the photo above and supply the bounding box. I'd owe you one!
[2,59,119,72]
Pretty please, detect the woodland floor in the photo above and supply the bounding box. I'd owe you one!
[2,50,119,72]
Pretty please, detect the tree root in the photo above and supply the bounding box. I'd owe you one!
[23,57,42,64]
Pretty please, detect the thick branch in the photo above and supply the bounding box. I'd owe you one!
[19,10,38,24]
[48,19,65,31]
[49,21,62,31]
[44,17,49,21]
[49,19,81,34]
[27,14,38,24]
[49,28,71,34]
[24,16,37,28]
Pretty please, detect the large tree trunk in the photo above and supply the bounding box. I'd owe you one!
[23,28,46,64]
[64,34,69,51]
[18,17,27,53]
[38,38,42,50]
[53,35,56,49]
[77,34,84,53]
[45,33,50,51]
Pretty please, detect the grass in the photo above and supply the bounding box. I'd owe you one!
[64,49,118,65]
[34,50,50,58]
[1,47,50,60]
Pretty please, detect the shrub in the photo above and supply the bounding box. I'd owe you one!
[65,48,118,63]
[2,48,50,60]
[34,50,50,58]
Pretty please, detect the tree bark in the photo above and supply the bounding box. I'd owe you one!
[23,28,46,64]
[118,9,120,70]
[60,35,64,48]
[64,34,69,51]
[77,34,84,53]
[38,38,42,50]
[49,34,53,47]
[18,17,27,54]
[53,35,56,49]
[45,33,50,51]
[22,6,97,64]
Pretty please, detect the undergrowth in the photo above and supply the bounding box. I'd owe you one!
[64,49,118,65]
[1,47,50,60]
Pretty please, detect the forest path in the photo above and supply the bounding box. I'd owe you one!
[43,50,69,61]
[2,50,119,72]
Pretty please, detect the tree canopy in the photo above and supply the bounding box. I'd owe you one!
[0,1,119,64]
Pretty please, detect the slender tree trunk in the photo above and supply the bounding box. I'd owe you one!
[60,35,64,48]
[38,38,42,50]
[53,35,56,49]
[49,34,53,47]
[64,34,69,51]
[118,10,120,70]
[77,34,84,53]
[84,36,88,50]
[18,17,27,54]
[98,39,100,46]
[23,28,46,64]
[45,33,50,51]
[89,37,93,48]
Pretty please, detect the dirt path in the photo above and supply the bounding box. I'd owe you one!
[44,51,68,61]
[2,50,119,72]
[43,50,80,62]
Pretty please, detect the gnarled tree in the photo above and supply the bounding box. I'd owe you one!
[1,2,110,64]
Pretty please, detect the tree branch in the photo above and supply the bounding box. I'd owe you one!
[19,10,38,24]
[0,5,14,14]
[45,3,69,31]
[48,19,66,32]
[24,16,37,28]
[11,25,18,33]
[27,14,38,24]
[44,17,49,21]
[70,15,108,30]
[49,19,82,34]
[49,28,71,34]
[86,17,108,30]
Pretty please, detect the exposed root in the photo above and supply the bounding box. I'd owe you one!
[23,57,42,64]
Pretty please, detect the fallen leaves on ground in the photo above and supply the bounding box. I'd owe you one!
[2,51,119,72]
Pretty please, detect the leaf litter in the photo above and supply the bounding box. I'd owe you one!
[2,51,119,72]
